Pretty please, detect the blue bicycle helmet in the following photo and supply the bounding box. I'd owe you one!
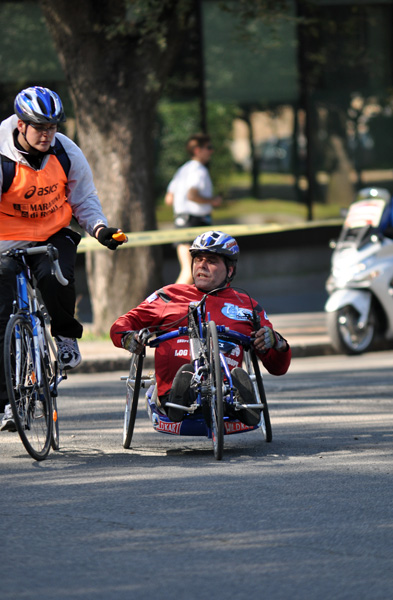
[14,86,66,124]
[189,230,239,282]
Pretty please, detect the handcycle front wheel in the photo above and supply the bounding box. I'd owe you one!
[244,348,272,442]
[123,352,144,449]
[4,313,53,461]
[207,321,224,460]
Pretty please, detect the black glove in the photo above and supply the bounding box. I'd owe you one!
[122,331,144,355]
[96,227,123,250]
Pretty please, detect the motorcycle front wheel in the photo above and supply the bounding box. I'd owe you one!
[327,305,377,355]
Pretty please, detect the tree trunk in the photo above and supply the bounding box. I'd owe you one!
[39,0,192,333]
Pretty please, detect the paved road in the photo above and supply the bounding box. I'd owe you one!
[1,351,393,600]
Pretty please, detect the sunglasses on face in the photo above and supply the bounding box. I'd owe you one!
[27,123,57,133]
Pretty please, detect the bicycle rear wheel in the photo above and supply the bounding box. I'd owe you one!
[244,349,272,442]
[50,393,60,451]
[41,317,60,451]
[4,314,52,460]
[207,321,224,460]
[123,353,144,448]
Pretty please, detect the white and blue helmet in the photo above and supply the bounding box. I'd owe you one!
[14,86,66,124]
[190,230,239,281]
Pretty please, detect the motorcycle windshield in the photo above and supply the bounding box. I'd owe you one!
[344,198,386,230]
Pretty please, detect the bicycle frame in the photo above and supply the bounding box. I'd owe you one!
[147,304,257,415]
[15,267,44,390]
[13,251,66,396]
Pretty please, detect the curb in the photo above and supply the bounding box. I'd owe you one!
[291,342,337,358]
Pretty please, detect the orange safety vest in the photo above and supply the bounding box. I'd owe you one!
[0,155,72,241]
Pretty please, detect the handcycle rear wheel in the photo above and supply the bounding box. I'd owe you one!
[244,348,272,442]
[4,314,52,461]
[207,321,224,460]
[123,352,144,449]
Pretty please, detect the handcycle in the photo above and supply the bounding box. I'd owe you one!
[2,244,68,460]
[121,298,272,460]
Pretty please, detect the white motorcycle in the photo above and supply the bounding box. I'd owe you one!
[325,187,393,354]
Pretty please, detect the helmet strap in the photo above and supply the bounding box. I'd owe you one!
[18,124,40,155]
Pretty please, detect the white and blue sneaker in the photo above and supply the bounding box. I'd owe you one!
[1,404,16,432]
[55,336,82,370]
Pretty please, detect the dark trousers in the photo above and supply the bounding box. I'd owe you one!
[0,228,82,408]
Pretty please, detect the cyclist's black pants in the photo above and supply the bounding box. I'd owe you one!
[0,228,82,409]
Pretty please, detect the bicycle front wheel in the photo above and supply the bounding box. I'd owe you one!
[207,321,224,460]
[4,314,52,460]
[123,353,144,449]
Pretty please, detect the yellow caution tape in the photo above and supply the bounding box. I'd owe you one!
[77,220,343,253]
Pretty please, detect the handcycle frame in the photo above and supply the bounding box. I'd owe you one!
[2,244,68,460]
[122,300,272,460]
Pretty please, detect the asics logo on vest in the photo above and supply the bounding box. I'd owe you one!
[24,183,59,199]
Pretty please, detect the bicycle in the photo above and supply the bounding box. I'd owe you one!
[2,244,68,460]
[121,297,272,460]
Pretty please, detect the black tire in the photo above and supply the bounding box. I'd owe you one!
[123,353,144,449]
[4,314,52,461]
[39,321,60,452]
[327,305,376,355]
[50,393,60,451]
[207,321,224,460]
[43,320,60,451]
[245,349,272,442]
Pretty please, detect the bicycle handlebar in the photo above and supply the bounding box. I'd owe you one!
[2,244,69,286]
[144,324,252,350]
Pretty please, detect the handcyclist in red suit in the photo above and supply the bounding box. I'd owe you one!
[111,231,291,424]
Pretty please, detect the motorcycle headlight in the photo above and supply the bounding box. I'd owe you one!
[351,265,381,282]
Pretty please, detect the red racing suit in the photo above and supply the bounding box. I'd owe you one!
[110,284,291,399]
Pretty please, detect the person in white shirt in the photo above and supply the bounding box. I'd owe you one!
[165,133,222,284]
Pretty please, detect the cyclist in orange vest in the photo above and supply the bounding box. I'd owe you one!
[0,86,126,431]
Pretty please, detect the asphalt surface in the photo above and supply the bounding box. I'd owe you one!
[77,311,335,374]
[2,351,393,600]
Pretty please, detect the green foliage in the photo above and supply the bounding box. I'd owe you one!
[206,102,237,193]
[155,100,200,194]
[156,195,342,225]
[155,99,237,199]
[0,2,73,123]
[0,2,61,83]
[103,0,194,49]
